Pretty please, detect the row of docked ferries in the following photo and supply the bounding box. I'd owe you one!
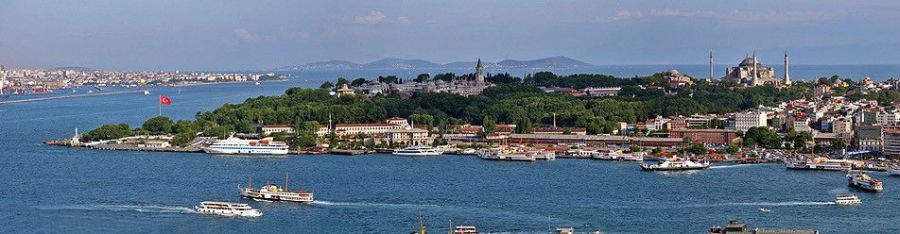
[574,149,645,161]
[195,174,314,218]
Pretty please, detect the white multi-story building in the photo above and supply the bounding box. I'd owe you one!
[876,110,900,126]
[792,118,812,132]
[883,129,900,159]
[734,111,767,132]
[261,125,294,135]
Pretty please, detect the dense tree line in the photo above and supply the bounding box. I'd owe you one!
[85,71,816,146]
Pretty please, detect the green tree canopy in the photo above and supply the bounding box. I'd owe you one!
[142,116,174,134]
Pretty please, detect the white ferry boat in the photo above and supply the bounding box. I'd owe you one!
[888,167,900,176]
[835,193,862,205]
[534,150,556,160]
[194,201,262,217]
[619,152,645,161]
[202,137,289,155]
[784,157,853,171]
[640,157,709,171]
[847,171,884,192]
[478,149,537,162]
[239,176,313,203]
[392,146,443,156]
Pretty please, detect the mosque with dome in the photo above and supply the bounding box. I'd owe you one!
[722,52,791,86]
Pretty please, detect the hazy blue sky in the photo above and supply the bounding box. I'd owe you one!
[2,0,900,71]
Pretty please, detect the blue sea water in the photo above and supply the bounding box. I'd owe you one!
[2,68,900,233]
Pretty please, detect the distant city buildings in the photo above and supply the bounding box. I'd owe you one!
[0,65,278,95]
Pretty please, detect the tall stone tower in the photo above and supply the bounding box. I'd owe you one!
[0,64,5,95]
[751,51,760,86]
[784,51,791,86]
[707,51,714,82]
[475,58,484,83]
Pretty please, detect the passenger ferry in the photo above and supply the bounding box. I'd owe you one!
[392,146,443,156]
[202,137,289,155]
[640,157,709,171]
[784,157,853,171]
[239,175,313,203]
[847,171,884,192]
[194,201,262,217]
[835,193,862,205]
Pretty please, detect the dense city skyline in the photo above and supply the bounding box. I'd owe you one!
[2,1,900,70]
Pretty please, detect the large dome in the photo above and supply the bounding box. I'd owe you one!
[739,57,758,66]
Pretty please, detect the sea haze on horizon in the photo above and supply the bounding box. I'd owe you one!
[276,64,900,85]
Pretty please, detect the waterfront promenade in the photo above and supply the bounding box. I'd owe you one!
[0,89,148,105]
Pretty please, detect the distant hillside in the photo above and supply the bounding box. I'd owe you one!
[362,58,444,70]
[275,60,362,71]
[274,56,593,71]
[495,56,593,69]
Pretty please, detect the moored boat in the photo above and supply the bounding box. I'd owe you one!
[239,175,314,203]
[888,167,900,176]
[202,137,289,155]
[784,157,853,171]
[847,171,884,192]
[835,193,862,205]
[478,148,537,162]
[194,201,262,217]
[640,157,709,171]
[392,146,443,156]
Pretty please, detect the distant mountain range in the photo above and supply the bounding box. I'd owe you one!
[274,56,593,71]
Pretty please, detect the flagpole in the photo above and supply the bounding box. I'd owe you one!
[158,95,162,116]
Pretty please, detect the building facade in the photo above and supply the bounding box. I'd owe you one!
[669,129,739,145]
[734,111,767,132]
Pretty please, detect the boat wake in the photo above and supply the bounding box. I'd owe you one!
[708,164,764,169]
[36,204,197,214]
[312,200,438,209]
[682,201,835,208]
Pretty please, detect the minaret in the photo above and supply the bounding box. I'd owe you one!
[475,58,484,84]
[707,51,713,82]
[0,64,5,95]
[751,51,759,86]
[784,51,791,86]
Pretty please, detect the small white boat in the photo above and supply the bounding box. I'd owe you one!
[255,81,261,85]
[758,208,771,212]
[392,146,443,156]
[835,193,862,205]
[143,90,150,95]
[194,201,262,217]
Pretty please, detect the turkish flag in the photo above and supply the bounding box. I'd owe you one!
[160,95,172,105]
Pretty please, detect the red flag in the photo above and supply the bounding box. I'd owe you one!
[160,95,171,105]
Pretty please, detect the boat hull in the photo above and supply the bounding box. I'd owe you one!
[203,147,288,155]
[640,165,709,171]
[391,152,443,156]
